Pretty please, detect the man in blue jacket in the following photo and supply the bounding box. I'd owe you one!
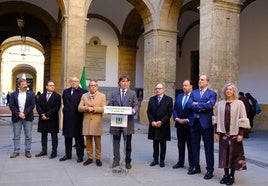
[188,75,217,180]
[172,80,194,172]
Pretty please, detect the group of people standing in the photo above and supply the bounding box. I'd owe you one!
[8,75,138,170]
[8,74,252,185]
[147,75,250,185]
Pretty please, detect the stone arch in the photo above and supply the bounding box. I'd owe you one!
[158,0,183,30]
[121,9,144,47]
[88,14,121,41]
[0,1,58,39]
[126,0,154,32]
[12,64,37,91]
[1,38,45,55]
[57,0,93,19]
[241,0,256,12]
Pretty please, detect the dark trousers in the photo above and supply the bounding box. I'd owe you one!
[176,124,194,167]
[190,119,214,172]
[153,140,166,163]
[248,111,256,128]
[41,132,58,154]
[64,135,84,158]
[113,134,132,164]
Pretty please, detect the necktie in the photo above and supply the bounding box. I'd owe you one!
[200,90,204,97]
[182,94,188,109]
[121,90,125,105]
[158,96,161,104]
[46,92,51,101]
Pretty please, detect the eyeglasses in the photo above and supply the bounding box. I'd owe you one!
[47,85,55,87]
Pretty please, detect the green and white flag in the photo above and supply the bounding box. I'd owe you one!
[80,67,87,89]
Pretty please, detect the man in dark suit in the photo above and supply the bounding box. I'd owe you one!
[9,78,35,158]
[188,75,217,180]
[172,80,194,171]
[35,81,61,159]
[108,75,139,169]
[147,83,173,168]
[60,77,88,163]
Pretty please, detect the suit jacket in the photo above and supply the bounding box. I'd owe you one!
[78,91,106,136]
[36,91,61,133]
[147,94,173,141]
[108,88,139,135]
[62,87,88,137]
[173,93,192,128]
[188,88,217,129]
[9,90,35,122]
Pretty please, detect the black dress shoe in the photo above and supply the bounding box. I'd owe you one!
[149,160,159,166]
[159,162,165,168]
[172,163,184,169]
[187,168,201,175]
[125,162,132,169]
[96,159,102,167]
[77,156,83,163]
[220,175,229,184]
[204,172,213,179]
[35,151,47,157]
[59,155,72,161]
[112,161,119,168]
[49,154,57,159]
[83,158,93,166]
[226,176,235,185]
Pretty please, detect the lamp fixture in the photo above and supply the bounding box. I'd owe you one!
[17,16,26,43]
[17,18,24,30]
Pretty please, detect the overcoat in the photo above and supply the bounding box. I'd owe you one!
[36,91,61,133]
[62,87,88,137]
[78,91,106,136]
[147,94,173,141]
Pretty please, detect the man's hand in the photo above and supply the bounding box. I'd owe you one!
[18,112,25,119]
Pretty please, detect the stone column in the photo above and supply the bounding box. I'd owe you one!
[61,1,88,89]
[118,45,137,90]
[50,37,62,93]
[200,0,241,95]
[139,29,177,124]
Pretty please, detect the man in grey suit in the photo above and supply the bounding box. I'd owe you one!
[108,75,139,169]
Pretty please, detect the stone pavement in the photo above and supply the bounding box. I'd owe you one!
[0,108,268,186]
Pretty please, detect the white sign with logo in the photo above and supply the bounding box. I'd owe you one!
[111,114,128,128]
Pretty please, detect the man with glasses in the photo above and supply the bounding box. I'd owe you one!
[78,81,106,167]
[60,77,88,163]
[35,81,61,159]
[147,83,173,168]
